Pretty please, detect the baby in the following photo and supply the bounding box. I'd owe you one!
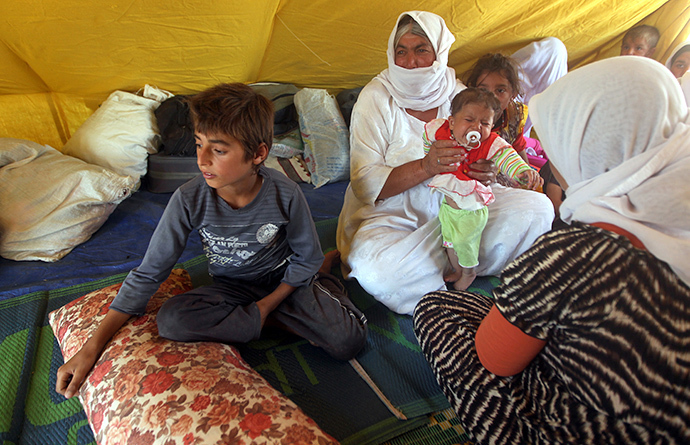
[423,88,541,290]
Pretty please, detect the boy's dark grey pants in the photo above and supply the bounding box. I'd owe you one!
[157,266,368,361]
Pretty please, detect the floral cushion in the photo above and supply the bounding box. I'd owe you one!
[48,269,337,445]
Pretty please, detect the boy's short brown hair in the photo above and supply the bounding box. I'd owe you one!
[188,83,274,162]
[451,87,502,120]
[623,25,660,49]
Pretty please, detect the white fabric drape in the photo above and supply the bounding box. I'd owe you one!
[530,56,690,286]
[680,71,690,105]
[511,37,569,135]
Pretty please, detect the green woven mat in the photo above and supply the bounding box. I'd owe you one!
[0,272,131,445]
[383,409,474,445]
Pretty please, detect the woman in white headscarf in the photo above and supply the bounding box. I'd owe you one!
[336,11,554,315]
[414,56,690,444]
[666,40,690,78]
[666,39,690,104]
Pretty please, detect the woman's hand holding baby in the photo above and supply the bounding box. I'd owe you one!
[466,159,498,186]
[378,139,469,201]
[423,139,468,176]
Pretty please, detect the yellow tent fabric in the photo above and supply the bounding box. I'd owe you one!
[1,0,688,150]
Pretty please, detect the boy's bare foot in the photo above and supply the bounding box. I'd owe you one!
[452,268,476,291]
[319,250,341,274]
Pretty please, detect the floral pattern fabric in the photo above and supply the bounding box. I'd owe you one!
[49,269,338,445]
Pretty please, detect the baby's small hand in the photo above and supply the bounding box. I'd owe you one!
[517,169,543,191]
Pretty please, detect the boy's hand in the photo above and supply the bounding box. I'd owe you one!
[56,344,100,399]
[55,309,131,399]
[517,169,544,191]
[256,282,296,327]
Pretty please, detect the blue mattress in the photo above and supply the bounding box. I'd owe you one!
[0,179,348,300]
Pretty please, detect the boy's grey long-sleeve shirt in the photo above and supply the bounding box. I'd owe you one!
[110,166,324,315]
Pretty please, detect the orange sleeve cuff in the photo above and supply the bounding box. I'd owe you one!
[475,304,547,377]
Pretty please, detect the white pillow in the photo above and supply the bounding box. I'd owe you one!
[0,138,136,262]
[62,90,162,185]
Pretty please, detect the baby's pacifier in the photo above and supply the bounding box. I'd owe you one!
[466,131,481,148]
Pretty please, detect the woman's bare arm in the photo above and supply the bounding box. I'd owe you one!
[377,139,470,200]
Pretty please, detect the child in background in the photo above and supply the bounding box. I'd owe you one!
[620,24,660,58]
[423,88,541,291]
[463,54,532,165]
[56,83,367,399]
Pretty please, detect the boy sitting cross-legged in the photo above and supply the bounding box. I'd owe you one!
[56,83,368,399]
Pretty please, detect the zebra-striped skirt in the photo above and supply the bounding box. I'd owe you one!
[413,289,687,444]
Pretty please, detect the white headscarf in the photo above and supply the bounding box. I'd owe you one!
[376,11,457,112]
[530,56,690,286]
[665,39,690,72]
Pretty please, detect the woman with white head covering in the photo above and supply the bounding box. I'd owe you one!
[666,39,690,104]
[666,39,690,78]
[414,56,690,444]
[336,11,554,315]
